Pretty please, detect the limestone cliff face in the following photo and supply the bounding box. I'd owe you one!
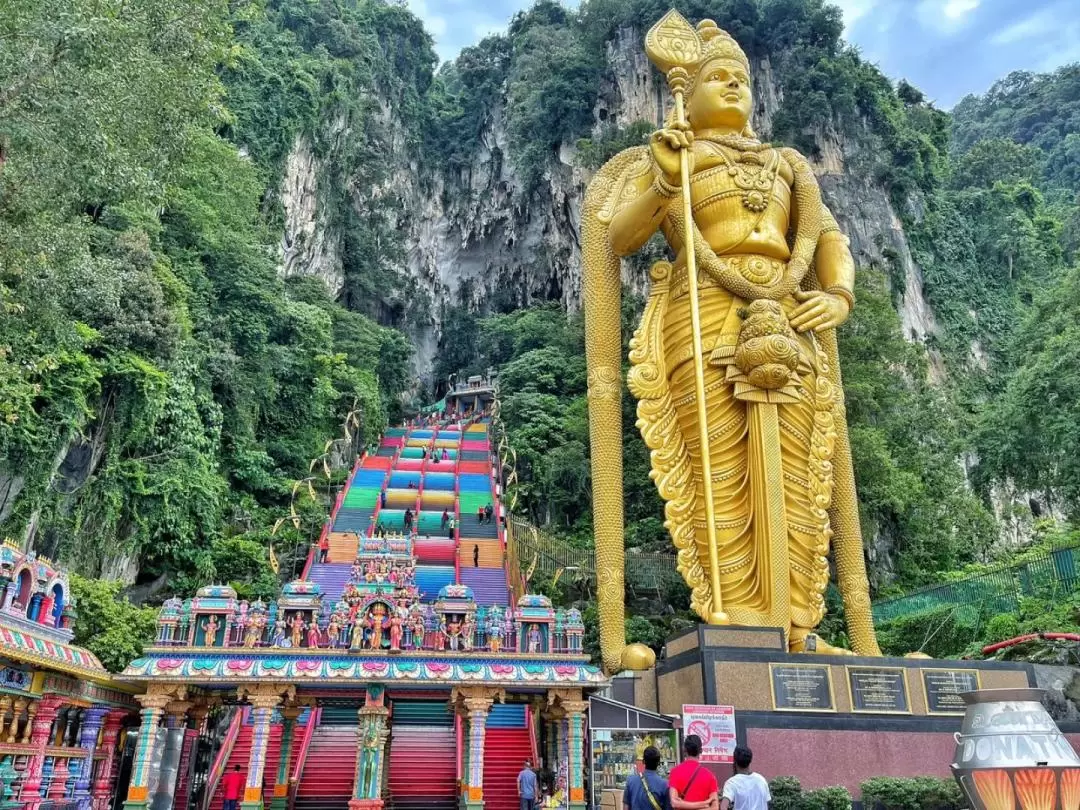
[276,26,942,389]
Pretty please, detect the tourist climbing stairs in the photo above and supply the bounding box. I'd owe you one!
[386,699,457,810]
[294,703,362,810]
[481,704,533,810]
[207,707,310,810]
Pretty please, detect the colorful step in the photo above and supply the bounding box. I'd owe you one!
[459,566,509,607]
[387,701,456,810]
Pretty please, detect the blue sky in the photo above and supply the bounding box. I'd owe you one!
[406,0,1080,108]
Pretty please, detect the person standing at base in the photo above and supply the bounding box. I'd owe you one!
[318,533,329,563]
[624,745,671,810]
[221,765,244,810]
[719,746,770,810]
[448,515,456,541]
[668,735,718,810]
[518,759,538,810]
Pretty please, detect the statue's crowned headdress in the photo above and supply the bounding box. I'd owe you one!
[694,20,750,77]
[644,12,750,80]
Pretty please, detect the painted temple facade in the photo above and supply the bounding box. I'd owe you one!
[116,412,605,810]
[0,543,139,810]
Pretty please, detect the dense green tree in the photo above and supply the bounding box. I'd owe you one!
[70,575,158,673]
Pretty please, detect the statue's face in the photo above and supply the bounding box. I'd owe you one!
[687,58,752,132]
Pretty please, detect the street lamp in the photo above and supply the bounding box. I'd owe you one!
[952,688,1080,810]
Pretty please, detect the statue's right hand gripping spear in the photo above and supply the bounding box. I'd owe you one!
[645,10,728,623]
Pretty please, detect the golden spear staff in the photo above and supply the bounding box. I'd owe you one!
[645,10,727,623]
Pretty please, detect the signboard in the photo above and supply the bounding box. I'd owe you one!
[681,704,736,763]
[922,668,981,715]
[769,664,835,712]
[846,666,911,714]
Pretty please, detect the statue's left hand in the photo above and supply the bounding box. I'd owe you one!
[790,290,850,332]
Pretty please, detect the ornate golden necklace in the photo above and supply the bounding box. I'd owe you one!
[698,139,779,213]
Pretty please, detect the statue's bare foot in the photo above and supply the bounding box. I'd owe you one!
[789,633,855,656]
[621,643,656,670]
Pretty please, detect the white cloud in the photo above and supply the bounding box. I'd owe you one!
[990,8,1056,44]
[943,0,980,19]
[831,0,879,30]
[916,0,980,32]
[407,0,447,37]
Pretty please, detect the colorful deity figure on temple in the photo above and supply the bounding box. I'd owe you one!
[271,619,286,647]
[350,615,365,650]
[306,613,321,648]
[367,604,388,650]
[503,608,516,652]
[243,612,265,648]
[236,600,249,644]
[389,611,404,652]
[434,615,447,651]
[327,613,341,648]
[461,614,475,652]
[201,614,220,646]
[527,623,542,654]
[289,613,305,648]
[447,615,464,651]
[409,610,424,649]
[488,609,503,652]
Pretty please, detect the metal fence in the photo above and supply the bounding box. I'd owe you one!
[871,543,1080,623]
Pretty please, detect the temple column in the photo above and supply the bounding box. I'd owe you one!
[0,696,11,742]
[270,705,303,810]
[93,710,129,810]
[122,692,172,810]
[20,699,37,743]
[21,695,64,810]
[241,691,283,810]
[74,706,108,810]
[465,698,490,810]
[460,714,470,807]
[561,699,588,810]
[350,685,389,810]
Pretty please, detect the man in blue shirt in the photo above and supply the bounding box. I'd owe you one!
[624,746,671,810]
[518,759,538,810]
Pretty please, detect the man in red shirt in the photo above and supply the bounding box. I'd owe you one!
[318,535,329,563]
[221,764,245,810]
[668,735,719,810]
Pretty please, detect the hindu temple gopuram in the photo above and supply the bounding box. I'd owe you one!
[116,379,601,810]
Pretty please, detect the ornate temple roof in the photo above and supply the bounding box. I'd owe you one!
[195,584,238,599]
[0,624,110,681]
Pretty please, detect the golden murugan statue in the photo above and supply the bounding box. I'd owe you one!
[583,11,882,673]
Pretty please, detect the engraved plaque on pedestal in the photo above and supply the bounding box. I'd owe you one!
[846,666,911,714]
[769,663,835,712]
[922,668,981,715]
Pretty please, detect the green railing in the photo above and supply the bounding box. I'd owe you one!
[871,543,1080,623]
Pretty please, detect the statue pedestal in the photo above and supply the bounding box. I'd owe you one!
[615,625,1057,800]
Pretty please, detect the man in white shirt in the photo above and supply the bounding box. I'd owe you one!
[720,746,771,810]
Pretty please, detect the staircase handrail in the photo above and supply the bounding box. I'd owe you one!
[287,707,321,810]
[300,524,324,581]
[200,707,244,810]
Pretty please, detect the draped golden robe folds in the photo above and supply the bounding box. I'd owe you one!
[584,142,881,671]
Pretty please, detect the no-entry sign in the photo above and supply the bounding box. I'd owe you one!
[681,704,737,763]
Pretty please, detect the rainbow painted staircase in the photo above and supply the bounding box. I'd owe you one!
[294,704,362,810]
[305,418,509,609]
[386,700,457,810]
[481,704,533,810]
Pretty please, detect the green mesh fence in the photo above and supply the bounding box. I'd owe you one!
[871,544,1080,623]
